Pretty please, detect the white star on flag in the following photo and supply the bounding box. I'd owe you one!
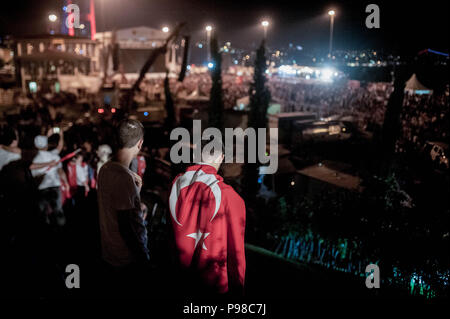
[186,230,210,250]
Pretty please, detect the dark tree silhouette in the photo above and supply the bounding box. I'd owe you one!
[178,36,190,82]
[248,40,271,130]
[123,23,186,113]
[243,40,271,199]
[379,65,412,176]
[208,36,224,132]
[164,70,176,130]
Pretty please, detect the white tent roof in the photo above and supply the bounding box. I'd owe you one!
[115,26,167,42]
[405,73,432,92]
[58,75,102,93]
[95,26,168,49]
[96,26,167,41]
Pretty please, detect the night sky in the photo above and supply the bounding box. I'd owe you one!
[1,0,449,54]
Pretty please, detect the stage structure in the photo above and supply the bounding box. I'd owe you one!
[13,34,100,93]
[95,26,181,81]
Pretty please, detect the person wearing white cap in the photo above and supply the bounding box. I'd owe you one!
[0,126,57,172]
[0,127,21,172]
[96,144,112,175]
[31,135,69,226]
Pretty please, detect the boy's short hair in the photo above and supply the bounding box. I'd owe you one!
[194,136,224,162]
[200,137,224,155]
[117,119,144,148]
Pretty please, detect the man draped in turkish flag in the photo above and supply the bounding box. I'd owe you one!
[169,146,246,295]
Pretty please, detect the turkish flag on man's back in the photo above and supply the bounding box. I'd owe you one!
[169,164,246,294]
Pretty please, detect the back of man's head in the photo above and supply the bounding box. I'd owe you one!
[117,119,144,149]
[194,137,224,167]
[1,126,18,147]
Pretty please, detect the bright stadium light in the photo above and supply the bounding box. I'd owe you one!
[205,25,212,32]
[328,10,335,16]
[162,26,169,33]
[48,14,57,22]
[321,68,334,82]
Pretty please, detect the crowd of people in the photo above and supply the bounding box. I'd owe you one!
[132,72,393,133]
[2,77,447,223]
[1,71,448,297]
[0,89,246,297]
[132,73,254,109]
[396,89,450,154]
[0,89,151,231]
[0,94,152,296]
[268,77,392,130]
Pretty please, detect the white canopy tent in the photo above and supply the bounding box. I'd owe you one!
[405,73,433,95]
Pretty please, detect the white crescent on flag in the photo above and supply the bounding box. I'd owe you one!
[169,169,222,226]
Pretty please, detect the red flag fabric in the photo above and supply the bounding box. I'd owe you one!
[169,164,246,293]
[137,155,146,178]
[67,161,89,197]
[67,161,78,190]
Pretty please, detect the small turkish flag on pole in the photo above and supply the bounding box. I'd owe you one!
[89,0,96,40]
[67,0,74,36]
[46,148,81,171]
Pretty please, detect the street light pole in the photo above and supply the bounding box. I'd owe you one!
[205,25,212,62]
[261,20,269,41]
[328,10,335,56]
[48,14,58,34]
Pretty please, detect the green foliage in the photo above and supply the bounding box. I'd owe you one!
[247,173,449,298]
